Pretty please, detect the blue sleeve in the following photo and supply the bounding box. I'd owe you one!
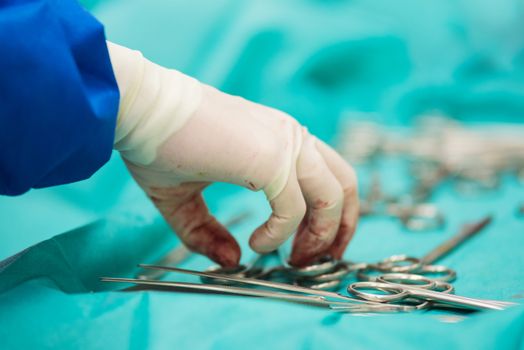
[0,0,120,196]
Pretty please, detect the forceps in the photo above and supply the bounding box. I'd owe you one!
[102,266,409,312]
[346,273,516,311]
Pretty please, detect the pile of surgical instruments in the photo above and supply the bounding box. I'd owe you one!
[336,115,524,231]
[102,215,517,314]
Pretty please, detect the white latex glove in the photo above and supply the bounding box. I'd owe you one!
[108,42,359,267]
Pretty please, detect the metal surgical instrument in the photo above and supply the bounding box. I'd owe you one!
[347,273,515,311]
[139,264,362,303]
[103,277,334,307]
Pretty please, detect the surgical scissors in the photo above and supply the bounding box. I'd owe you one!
[346,273,515,311]
[332,272,454,311]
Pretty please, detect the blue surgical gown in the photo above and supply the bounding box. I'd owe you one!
[0,0,119,196]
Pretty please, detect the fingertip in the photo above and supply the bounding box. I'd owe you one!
[289,252,308,267]
[289,248,327,268]
[248,225,278,254]
[327,221,357,260]
[249,206,304,254]
[328,245,345,261]
[181,218,242,267]
[289,249,324,267]
[196,226,241,267]
[288,213,341,268]
[210,242,241,267]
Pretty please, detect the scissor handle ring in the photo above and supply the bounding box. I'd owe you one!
[376,255,422,273]
[377,273,436,289]
[342,261,372,273]
[348,282,410,303]
[432,280,454,294]
[297,278,342,291]
[356,266,387,282]
[287,256,339,277]
[299,263,352,283]
[419,264,457,282]
[377,273,455,295]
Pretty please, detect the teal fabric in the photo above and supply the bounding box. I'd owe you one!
[2,0,524,348]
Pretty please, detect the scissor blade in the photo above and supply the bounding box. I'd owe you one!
[386,282,516,310]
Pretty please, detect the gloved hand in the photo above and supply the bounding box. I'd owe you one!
[107,42,359,267]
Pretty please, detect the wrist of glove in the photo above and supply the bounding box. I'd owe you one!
[107,42,359,267]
